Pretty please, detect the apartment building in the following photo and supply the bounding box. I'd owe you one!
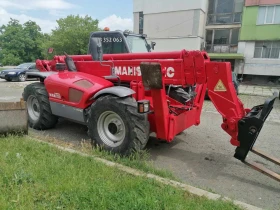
[205,0,245,71]
[133,0,208,51]
[237,0,280,82]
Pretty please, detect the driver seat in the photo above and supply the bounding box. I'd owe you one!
[64,52,77,72]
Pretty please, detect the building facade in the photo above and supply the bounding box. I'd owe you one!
[237,0,280,80]
[133,0,208,51]
[133,0,245,68]
[133,0,280,82]
[205,0,244,62]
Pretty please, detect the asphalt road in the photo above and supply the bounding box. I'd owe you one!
[0,79,279,210]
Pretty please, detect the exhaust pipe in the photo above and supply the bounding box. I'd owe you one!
[0,98,28,136]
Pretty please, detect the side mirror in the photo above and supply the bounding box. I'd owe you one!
[89,37,103,61]
[147,44,151,51]
[151,41,156,50]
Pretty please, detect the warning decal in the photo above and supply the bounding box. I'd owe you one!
[214,80,227,92]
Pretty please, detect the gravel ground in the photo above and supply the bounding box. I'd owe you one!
[0,79,279,209]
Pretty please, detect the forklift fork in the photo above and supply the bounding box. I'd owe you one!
[234,94,280,182]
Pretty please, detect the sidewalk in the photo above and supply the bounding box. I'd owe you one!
[239,84,280,97]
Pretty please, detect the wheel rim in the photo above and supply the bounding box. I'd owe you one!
[19,74,26,81]
[27,95,40,121]
[97,111,126,147]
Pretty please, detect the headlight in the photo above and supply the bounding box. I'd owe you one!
[7,72,16,75]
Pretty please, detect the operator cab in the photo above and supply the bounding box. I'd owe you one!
[88,28,156,54]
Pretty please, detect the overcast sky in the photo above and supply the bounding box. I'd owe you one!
[0,0,133,33]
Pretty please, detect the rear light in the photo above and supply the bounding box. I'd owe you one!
[137,100,150,113]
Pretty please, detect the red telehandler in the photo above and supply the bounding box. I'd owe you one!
[23,29,280,182]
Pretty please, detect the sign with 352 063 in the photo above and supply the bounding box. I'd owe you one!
[102,37,123,42]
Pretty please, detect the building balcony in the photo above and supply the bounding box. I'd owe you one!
[206,44,238,53]
[207,13,242,25]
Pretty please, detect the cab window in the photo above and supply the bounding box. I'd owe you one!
[92,32,128,54]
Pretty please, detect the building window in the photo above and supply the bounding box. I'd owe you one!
[254,41,280,59]
[139,12,143,34]
[207,0,244,25]
[206,28,240,53]
[257,6,280,25]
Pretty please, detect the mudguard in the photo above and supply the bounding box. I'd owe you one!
[92,86,135,99]
[26,71,58,79]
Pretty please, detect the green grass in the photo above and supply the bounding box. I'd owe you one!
[0,136,242,210]
[32,133,177,181]
[90,143,177,179]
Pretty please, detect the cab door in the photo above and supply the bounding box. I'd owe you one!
[89,31,130,54]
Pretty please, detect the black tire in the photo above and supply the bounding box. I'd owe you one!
[23,82,58,130]
[87,95,150,156]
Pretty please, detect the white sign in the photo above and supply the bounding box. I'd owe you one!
[114,66,175,78]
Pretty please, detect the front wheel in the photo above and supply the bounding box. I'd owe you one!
[87,95,150,156]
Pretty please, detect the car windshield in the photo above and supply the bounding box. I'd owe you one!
[16,63,31,69]
[126,35,149,53]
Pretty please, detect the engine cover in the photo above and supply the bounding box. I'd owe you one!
[44,71,113,109]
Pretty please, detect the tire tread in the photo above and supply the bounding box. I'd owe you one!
[87,95,150,155]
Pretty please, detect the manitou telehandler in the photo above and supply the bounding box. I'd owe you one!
[23,29,280,182]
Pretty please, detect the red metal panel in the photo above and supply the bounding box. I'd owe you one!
[75,59,186,86]
[194,51,207,84]
[194,84,207,125]
[183,51,196,85]
[44,72,113,109]
[206,62,246,146]
[150,88,170,140]
[65,51,184,61]
[169,109,198,140]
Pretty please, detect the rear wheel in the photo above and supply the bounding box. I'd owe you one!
[23,82,58,130]
[87,95,150,156]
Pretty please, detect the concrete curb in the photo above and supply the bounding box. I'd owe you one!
[27,136,263,210]
[239,92,278,97]
[239,93,274,97]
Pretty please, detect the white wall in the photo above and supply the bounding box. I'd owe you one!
[237,41,280,76]
[133,0,207,51]
[133,12,140,35]
[134,9,206,38]
[147,37,203,52]
[143,10,195,38]
[133,0,208,14]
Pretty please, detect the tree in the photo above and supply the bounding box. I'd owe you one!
[0,19,24,65]
[22,20,44,61]
[0,18,44,65]
[47,15,100,55]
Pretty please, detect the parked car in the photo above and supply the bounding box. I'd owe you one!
[0,63,38,82]
[0,63,3,67]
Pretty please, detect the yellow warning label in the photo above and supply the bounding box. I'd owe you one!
[214,79,227,92]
